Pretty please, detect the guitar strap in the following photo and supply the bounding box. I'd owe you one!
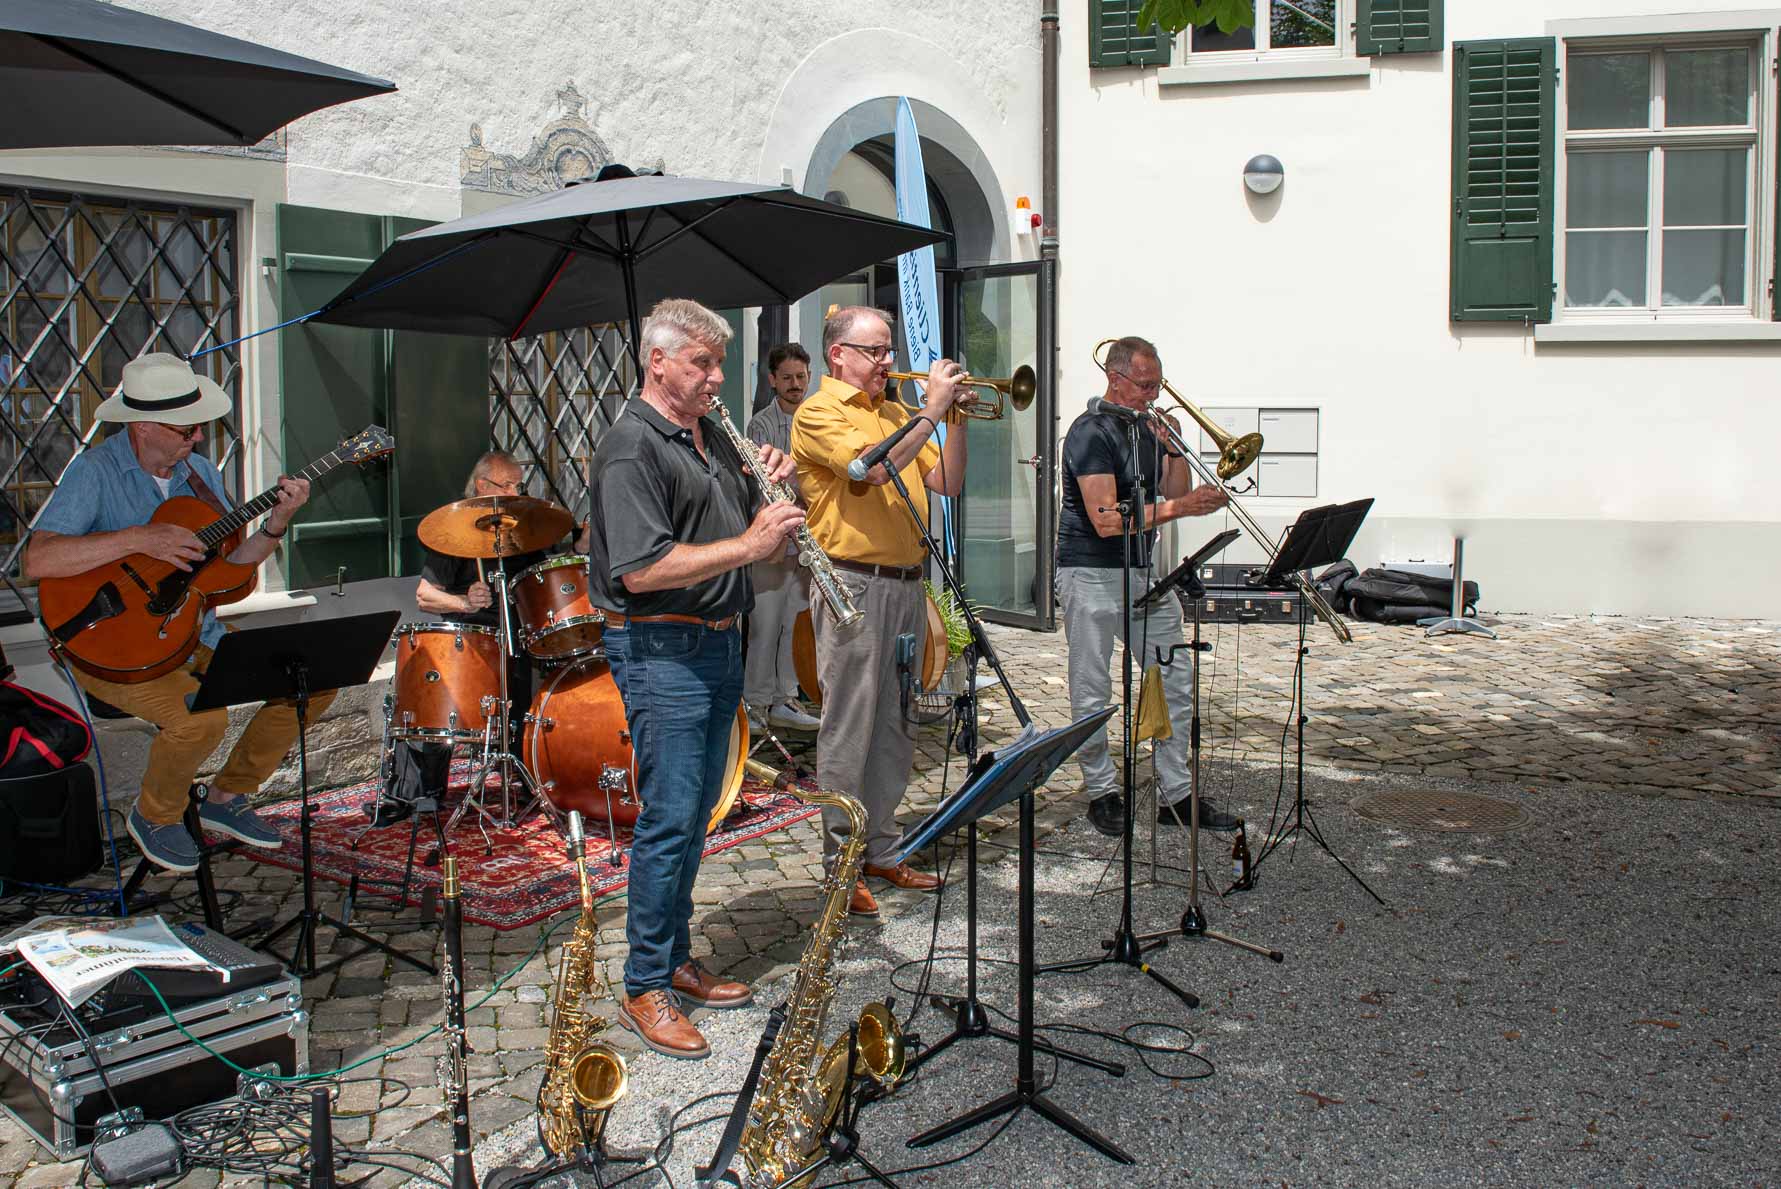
[182,463,230,518]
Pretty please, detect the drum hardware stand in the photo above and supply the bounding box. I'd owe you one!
[1130,556,1284,965]
[451,544,549,837]
[1038,419,1197,1012]
[187,612,436,977]
[869,461,1130,1164]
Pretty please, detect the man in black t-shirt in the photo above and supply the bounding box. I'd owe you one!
[372,451,562,824]
[1057,336,1239,838]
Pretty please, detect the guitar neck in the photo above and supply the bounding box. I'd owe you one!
[194,449,348,549]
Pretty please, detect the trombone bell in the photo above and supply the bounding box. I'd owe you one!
[885,364,1036,420]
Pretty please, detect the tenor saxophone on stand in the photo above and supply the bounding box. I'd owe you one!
[437,857,478,1189]
[733,759,903,1189]
[707,398,863,630]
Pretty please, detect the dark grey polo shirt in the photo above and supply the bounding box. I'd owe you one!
[586,397,760,619]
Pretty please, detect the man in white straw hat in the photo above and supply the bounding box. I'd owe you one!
[23,353,327,874]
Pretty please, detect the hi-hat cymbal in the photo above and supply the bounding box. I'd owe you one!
[418,495,574,558]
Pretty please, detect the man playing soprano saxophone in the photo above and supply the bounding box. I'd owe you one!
[585,298,804,1059]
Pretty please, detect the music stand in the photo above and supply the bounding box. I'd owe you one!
[1244,499,1384,905]
[1133,529,1239,611]
[192,610,436,977]
[898,707,1138,1165]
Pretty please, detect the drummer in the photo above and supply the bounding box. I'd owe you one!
[375,450,576,824]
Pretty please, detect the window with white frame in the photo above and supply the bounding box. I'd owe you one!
[1181,0,1342,59]
[1562,39,1763,314]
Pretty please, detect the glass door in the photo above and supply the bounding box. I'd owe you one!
[950,260,1054,629]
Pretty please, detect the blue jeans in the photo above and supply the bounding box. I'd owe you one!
[604,622,742,996]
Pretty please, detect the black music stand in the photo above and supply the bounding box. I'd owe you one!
[192,610,435,976]
[898,707,1136,1164]
[1245,499,1383,905]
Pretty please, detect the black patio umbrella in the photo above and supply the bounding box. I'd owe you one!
[310,169,949,353]
[1,0,395,149]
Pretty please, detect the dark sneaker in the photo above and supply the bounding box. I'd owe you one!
[127,806,200,873]
[1159,797,1242,832]
[197,797,282,848]
[1087,793,1126,837]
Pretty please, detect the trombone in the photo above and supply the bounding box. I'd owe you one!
[1090,338,1351,644]
[884,364,1037,421]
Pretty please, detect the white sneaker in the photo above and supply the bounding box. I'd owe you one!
[768,700,820,731]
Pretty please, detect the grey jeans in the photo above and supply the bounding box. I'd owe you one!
[812,571,925,866]
[744,557,807,708]
[1058,565,1198,804]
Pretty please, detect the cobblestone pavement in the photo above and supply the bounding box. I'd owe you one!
[0,613,1774,1186]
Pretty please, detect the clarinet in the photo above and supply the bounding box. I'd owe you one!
[438,857,478,1189]
[707,397,863,629]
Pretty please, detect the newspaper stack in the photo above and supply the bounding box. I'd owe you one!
[0,915,226,1006]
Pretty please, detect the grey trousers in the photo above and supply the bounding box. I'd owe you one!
[812,570,924,866]
[744,557,807,708]
[1058,565,1198,804]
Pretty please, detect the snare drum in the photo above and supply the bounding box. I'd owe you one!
[523,656,747,835]
[389,623,501,740]
[512,554,604,660]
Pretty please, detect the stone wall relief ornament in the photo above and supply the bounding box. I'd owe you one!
[460,82,615,195]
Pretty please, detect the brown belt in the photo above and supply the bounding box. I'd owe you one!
[830,557,924,581]
[603,612,739,631]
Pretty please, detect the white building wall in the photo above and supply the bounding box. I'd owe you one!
[1059,0,1781,616]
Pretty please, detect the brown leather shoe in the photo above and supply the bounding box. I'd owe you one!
[862,861,943,891]
[672,959,753,1010]
[849,878,879,917]
[618,989,709,1059]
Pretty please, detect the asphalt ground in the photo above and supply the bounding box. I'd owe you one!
[472,758,1780,1188]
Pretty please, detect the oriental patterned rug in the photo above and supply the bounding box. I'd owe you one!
[248,762,822,929]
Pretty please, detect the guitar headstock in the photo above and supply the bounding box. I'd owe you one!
[339,425,396,465]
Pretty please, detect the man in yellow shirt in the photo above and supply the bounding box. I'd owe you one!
[790,306,967,917]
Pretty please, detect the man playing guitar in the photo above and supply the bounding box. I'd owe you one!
[23,353,328,873]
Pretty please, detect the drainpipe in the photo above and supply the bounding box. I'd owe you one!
[1040,1,1059,261]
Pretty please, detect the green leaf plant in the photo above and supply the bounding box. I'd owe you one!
[1138,0,1258,36]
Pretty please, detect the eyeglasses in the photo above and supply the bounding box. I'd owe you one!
[482,476,524,493]
[840,342,895,364]
[1114,371,1162,395]
[159,422,205,441]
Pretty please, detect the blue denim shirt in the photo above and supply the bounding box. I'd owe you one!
[36,430,232,648]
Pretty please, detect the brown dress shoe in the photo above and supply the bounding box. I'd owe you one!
[862,861,943,891]
[672,959,753,1010]
[849,878,880,917]
[618,989,709,1059]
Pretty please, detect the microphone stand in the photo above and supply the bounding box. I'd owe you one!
[1036,413,1196,1009]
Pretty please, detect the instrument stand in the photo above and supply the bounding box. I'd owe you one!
[451,557,552,841]
[904,646,1120,1083]
[1419,537,1496,639]
[194,613,436,977]
[875,465,1129,1163]
[777,1024,903,1189]
[1130,551,1284,964]
[482,1122,647,1189]
[1038,418,1197,1012]
[120,783,238,933]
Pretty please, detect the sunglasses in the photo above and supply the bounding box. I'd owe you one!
[158,422,205,442]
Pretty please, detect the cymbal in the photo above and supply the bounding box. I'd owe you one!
[418,495,574,559]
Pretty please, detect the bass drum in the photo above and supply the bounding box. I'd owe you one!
[792,589,947,706]
[524,657,747,835]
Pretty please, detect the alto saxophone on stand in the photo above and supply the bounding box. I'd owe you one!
[707,398,863,630]
[732,759,904,1189]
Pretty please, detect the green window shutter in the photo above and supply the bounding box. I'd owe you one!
[1450,38,1556,323]
[1356,0,1443,56]
[1089,0,1172,68]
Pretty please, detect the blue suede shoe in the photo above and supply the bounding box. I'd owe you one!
[126,806,200,873]
[197,797,282,849]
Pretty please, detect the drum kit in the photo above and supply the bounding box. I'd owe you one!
[387,493,748,850]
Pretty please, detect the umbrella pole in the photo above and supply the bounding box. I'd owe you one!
[619,212,642,377]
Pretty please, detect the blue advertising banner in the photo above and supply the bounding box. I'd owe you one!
[894,96,952,553]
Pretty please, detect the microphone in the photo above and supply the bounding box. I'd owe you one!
[1087,397,1140,421]
[847,414,932,481]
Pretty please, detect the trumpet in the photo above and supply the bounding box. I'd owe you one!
[885,364,1037,421]
[1092,338,1261,481]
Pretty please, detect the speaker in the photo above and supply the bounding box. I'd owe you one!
[0,763,102,883]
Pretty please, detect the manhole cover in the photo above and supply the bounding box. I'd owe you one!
[1350,789,1531,834]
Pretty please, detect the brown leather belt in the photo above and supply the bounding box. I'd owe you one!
[603,612,739,631]
[830,558,924,581]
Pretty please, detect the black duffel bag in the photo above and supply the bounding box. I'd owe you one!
[0,764,103,883]
[1313,560,1359,613]
[1350,597,1451,625]
[1346,567,1479,615]
[2,669,93,779]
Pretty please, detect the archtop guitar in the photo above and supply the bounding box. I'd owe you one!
[39,425,394,684]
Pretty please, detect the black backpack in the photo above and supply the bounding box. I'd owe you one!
[0,666,93,779]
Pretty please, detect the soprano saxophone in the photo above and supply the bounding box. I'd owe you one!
[707,398,863,629]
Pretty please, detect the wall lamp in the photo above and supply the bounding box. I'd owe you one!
[1243,154,1284,195]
